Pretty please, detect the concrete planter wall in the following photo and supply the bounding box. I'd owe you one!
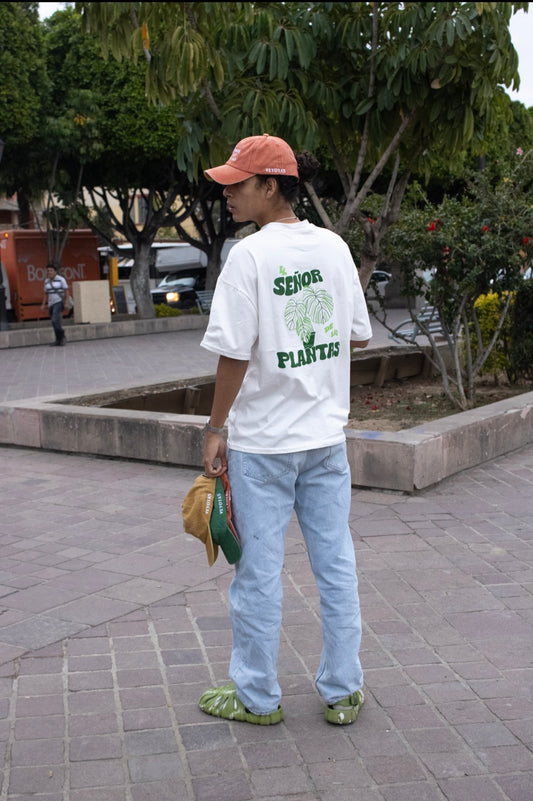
[1,388,532,493]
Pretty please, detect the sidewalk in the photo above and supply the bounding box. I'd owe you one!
[0,322,532,800]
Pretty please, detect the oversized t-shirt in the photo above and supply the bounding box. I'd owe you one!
[201,220,372,454]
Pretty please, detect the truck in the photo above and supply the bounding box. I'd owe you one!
[0,229,101,322]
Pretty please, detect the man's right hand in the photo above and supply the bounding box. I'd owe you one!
[203,431,228,477]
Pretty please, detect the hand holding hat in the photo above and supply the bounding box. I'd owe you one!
[182,474,242,566]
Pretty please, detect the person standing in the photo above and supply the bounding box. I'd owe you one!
[41,264,70,346]
[198,134,373,726]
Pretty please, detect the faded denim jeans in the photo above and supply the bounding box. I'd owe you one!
[49,301,65,343]
[227,443,363,715]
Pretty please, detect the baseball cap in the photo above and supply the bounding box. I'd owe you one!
[182,474,242,566]
[204,134,298,185]
[210,476,242,564]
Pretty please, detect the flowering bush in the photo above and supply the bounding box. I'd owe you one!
[382,150,532,407]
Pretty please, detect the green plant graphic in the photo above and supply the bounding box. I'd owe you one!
[284,287,334,346]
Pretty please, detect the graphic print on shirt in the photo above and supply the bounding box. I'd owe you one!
[273,265,339,369]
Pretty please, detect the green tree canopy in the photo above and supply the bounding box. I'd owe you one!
[0,2,50,225]
[43,6,247,315]
[77,1,528,288]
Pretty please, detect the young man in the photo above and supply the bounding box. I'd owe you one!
[199,134,372,725]
[41,264,71,346]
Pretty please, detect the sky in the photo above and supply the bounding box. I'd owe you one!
[38,3,533,108]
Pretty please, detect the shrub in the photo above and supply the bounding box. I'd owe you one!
[154,304,183,318]
[468,291,514,380]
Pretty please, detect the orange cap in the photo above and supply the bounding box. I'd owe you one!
[205,134,298,185]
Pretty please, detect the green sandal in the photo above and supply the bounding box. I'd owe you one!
[325,688,364,725]
[199,683,284,725]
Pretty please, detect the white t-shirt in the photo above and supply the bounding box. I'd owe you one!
[44,275,68,306]
[201,220,372,454]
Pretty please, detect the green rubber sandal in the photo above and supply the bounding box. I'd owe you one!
[199,683,284,725]
[325,688,364,725]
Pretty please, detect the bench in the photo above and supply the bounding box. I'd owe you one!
[195,290,215,315]
[388,304,445,343]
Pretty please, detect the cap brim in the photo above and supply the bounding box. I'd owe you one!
[204,164,255,185]
[210,477,242,564]
[211,523,241,564]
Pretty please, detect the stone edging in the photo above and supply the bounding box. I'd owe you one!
[1,387,532,492]
[0,314,209,349]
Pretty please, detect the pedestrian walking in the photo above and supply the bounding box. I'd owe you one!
[41,264,70,346]
[198,134,373,725]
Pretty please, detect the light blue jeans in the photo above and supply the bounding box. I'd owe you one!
[227,443,363,715]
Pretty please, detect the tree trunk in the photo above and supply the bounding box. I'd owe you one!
[17,190,34,229]
[205,238,224,290]
[130,240,154,318]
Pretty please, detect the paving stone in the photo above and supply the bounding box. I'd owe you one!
[456,721,520,748]
[14,715,65,740]
[8,765,65,794]
[1,328,533,801]
[478,744,533,773]
[494,773,533,801]
[124,728,179,756]
[128,752,184,782]
[363,754,427,785]
[380,784,449,801]
[191,772,252,801]
[419,750,487,779]
[10,738,64,766]
[69,758,125,789]
[68,712,119,737]
[437,776,510,801]
[251,765,314,796]
[130,780,192,801]
[187,745,243,777]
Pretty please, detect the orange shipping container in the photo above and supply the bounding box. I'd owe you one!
[0,229,101,321]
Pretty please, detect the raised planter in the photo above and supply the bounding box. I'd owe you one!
[1,374,532,492]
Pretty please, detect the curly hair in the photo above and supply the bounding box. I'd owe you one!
[256,150,319,202]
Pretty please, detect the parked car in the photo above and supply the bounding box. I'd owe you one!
[366,270,392,299]
[151,239,240,310]
[151,268,205,309]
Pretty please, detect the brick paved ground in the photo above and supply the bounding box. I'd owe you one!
[0,325,532,800]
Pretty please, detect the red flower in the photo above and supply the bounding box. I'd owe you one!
[368,216,375,224]
[482,225,489,233]
[522,236,530,245]
[427,222,437,232]
[442,246,450,255]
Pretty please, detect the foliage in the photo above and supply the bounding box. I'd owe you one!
[469,291,514,380]
[0,2,50,223]
[381,147,533,408]
[4,3,531,321]
[509,278,533,381]
[154,303,188,318]
[0,2,47,146]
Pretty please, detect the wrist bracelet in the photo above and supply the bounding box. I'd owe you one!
[205,419,225,435]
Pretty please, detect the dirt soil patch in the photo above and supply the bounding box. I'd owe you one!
[348,375,532,432]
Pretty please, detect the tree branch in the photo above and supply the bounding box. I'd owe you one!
[304,181,334,230]
[336,110,415,234]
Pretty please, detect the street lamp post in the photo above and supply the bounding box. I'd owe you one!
[0,138,9,331]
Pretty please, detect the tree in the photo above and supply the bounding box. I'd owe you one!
[77,2,527,290]
[44,6,264,315]
[0,2,50,227]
